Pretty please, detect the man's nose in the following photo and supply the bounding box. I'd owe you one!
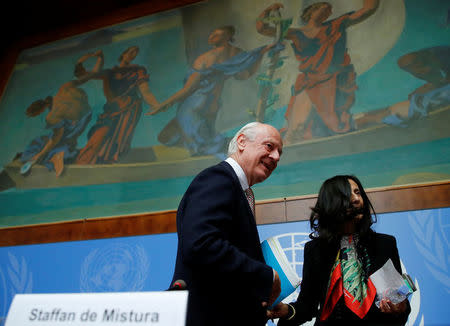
[270,150,281,162]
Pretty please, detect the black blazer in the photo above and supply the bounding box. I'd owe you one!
[171,161,273,326]
[279,232,411,326]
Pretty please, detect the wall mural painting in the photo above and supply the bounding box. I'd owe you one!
[0,0,449,227]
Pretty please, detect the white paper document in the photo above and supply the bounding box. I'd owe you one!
[369,258,410,306]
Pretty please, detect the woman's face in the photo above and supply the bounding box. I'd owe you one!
[311,4,332,22]
[348,178,364,220]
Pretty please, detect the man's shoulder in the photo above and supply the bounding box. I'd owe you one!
[194,161,235,183]
[182,162,240,202]
[200,161,231,173]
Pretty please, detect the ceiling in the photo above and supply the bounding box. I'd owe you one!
[1,0,150,57]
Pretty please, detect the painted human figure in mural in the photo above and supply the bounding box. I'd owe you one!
[18,53,103,177]
[354,45,450,128]
[76,46,159,164]
[257,0,379,144]
[146,26,276,159]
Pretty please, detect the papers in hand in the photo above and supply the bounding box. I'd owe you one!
[369,258,415,306]
[261,236,301,308]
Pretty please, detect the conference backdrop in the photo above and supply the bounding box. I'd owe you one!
[0,207,449,325]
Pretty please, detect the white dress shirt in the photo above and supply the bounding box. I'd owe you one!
[225,158,276,282]
[225,157,249,192]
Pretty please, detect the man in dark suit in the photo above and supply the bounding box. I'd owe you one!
[170,122,283,326]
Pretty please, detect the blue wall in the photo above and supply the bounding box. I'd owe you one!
[1,207,449,325]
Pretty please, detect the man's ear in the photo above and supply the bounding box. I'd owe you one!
[236,133,246,151]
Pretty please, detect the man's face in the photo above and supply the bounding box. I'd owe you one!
[238,125,283,186]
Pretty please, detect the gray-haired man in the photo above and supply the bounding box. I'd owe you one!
[170,122,283,326]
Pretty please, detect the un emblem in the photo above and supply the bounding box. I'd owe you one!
[273,232,310,301]
[80,243,149,292]
[0,252,33,326]
[406,209,449,326]
[0,265,6,325]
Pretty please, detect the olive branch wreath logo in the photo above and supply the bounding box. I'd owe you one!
[408,209,450,294]
[0,252,33,325]
[0,265,6,326]
[6,252,33,295]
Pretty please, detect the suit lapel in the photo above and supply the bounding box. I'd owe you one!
[220,161,255,220]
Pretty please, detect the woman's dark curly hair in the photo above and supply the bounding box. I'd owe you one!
[309,175,376,243]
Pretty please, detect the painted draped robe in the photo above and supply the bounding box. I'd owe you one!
[158,46,267,159]
[77,65,149,164]
[285,12,357,138]
[21,111,92,171]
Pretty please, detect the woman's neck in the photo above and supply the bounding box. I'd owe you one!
[341,221,357,235]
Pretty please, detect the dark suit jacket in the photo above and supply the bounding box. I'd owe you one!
[279,232,411,326]
[171,161,273,326]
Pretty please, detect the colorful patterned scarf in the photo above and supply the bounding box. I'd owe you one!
[320,235,376,320]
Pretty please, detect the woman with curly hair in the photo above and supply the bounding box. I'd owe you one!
[268,175,411,325]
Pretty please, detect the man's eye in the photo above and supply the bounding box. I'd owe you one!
[265,143,273,149]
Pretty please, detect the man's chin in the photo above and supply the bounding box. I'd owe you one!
[262,172,272,181]
[255,172,271,184]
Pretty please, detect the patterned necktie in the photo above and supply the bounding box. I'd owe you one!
[245,187,255,216]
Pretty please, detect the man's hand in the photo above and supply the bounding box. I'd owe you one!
[263,270,281,308]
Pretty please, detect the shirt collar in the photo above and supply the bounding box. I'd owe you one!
[225,157,249,191]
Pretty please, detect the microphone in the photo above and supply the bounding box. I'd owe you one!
[168,279,187,291]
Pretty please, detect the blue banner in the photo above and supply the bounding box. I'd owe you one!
[1,207,449,325]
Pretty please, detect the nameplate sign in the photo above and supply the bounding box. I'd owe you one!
[5,291,188,326]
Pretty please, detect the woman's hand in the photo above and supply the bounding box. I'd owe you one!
[379,298,408,314]
[266,302,290,320]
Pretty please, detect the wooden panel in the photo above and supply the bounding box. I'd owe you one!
[256,201,286,225]
[286,196,318,222]
[1,181,448,247]
[82,211,177,240]
[0,220,85,246]
[368,182,450,214]
[283,181,450,223]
